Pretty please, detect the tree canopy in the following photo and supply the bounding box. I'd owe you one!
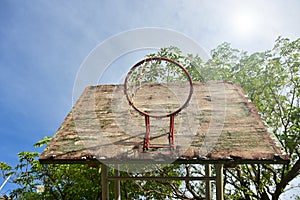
[1,37,299,199]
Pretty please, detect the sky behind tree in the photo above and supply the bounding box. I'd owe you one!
[0,0,300,197]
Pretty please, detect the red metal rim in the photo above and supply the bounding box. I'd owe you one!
[124,57,193,118]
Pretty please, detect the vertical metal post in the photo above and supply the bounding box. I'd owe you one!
[169,115,175,149]
[114,164,121,200]
[205,164,212,200]
[215,164,224,200]
[144,116,150,151]
[101,164,109,200]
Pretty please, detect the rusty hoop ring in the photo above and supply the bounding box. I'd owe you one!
[124,57,193,118]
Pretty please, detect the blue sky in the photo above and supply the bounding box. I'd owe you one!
[0,0,300,197]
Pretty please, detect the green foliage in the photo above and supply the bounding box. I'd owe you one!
[0,139,178,199]
[129,54,188,86]
[1,38,299,199]
[148,46,205,82]
[144,39,299,199]
[0,140,102,200]
[118,164,183,199]
[33,136,52,148]
[203,37,300,200]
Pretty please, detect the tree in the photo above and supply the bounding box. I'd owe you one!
[145,39,299,199]
[205,37,300,200]
[0,138,177,199]
[1,37,299,199]
[1,137,103,200]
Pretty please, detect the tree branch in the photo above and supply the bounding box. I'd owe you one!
[184,165,203,200]
[273,158,300,199]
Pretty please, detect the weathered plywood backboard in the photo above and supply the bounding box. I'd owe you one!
[39,81,288,165]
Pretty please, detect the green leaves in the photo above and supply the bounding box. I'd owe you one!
[2,38,300,199]
[34,136,52,148]
[208,37,300,199]
[0,137,102,200]
[0,162,12,171]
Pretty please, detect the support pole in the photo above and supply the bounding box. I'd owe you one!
[114,164,121,200]
[205,164,212,200]
[215,164,224,200]
[101,164,109,200]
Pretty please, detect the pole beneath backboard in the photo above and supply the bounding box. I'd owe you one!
[114,164,121,200]
[101,164,109,200]
[216,164,224,200]
[205,164,212,200]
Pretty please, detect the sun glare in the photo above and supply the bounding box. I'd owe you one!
[232,11,257,37]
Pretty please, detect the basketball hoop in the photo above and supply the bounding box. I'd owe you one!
[124,57,193,151]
